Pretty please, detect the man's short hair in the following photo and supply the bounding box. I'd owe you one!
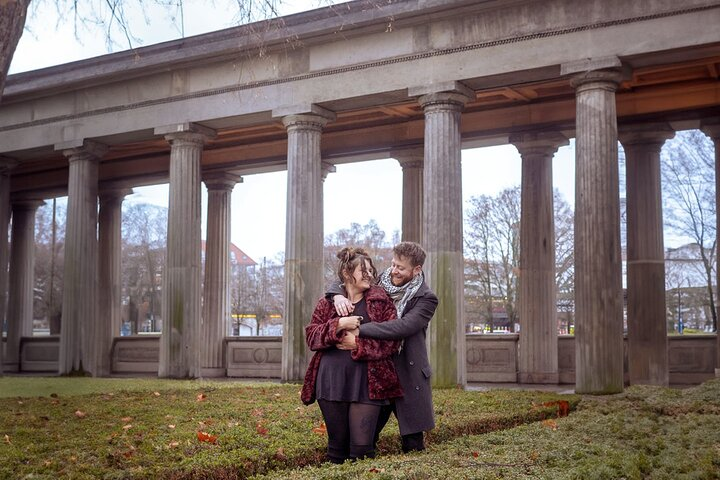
[393,241,426,267]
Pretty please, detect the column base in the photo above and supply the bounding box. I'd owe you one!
[715,368,720,379]
[518,371,559,384]
[2,362,20,373]
[200,367,226,378]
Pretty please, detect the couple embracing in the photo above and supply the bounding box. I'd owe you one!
[301,241,439,463]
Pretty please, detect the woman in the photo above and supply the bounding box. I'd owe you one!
[301,247,403,463]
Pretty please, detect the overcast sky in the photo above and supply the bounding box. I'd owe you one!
[10,0,577,263]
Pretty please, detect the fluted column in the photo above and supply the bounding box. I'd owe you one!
[98,187,132,377]
[201,172,241,377]
[701,119,720,378]
[392,147,424,244]
[273,104,335,382]
[511,132,568,384]
[155,123,215,379]
[57,140,107,375]
[410,82,473,387]
[619,124,674,386]
[563,58,625,394]
[0,159,16,374]
[5,199,44,372]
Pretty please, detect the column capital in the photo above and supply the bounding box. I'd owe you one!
[9,198,45,211]
[410,81,474,111]
[562,56,629,91]
[391,147,424,169]
[700,119,720,140]
[510,132,569,158]
[321,161,336,181]
[273,104,336,131]
[56,139,108,162]
[154,122,217,143]
[203,171,243,191]
[99,187,133,202]
[618,123,675,147]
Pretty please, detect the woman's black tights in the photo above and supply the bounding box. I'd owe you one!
[317,399,381,464]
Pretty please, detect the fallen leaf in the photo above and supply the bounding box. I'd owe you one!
[542,400,570,418]
[4,434,10,444]
[472,451,479,458]
[252,408,264,417]
[273,393,281,398]
[196,393,207,402]
[197,431,218,444]
[153,392,161,397]
[168,441,180,449]
[312,422,327,435]
[43,460,52,467]
[74,410,87,419]
[121,417,132,423]
[542,419,558,431]
[168,424,176,429]
[369,467,385,473]
[274,447,287,461]
[256,422,269,436]
[17,401,23,405]
[122,424,133,431]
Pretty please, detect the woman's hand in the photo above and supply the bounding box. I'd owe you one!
[333,295,354,316]
[336,315,363,333]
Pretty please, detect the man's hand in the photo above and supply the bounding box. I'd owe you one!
[333,295,354,316]
[336,316,362,333]
[337,331,358,350]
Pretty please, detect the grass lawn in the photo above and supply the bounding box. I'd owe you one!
[0,377,577,479]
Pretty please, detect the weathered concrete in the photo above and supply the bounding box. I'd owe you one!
[511,132,568,384]
[569,65,625,394]
[619,124,675,386]
[414,82,473,388]
[0,159,16,373]
[274,105,335,382]
[700,119,720,378]
[98,188,132,377]
[157,124,215,379]
[392,147,424,244]
[201,172,241,377]
[58,140,107,375]
[4,199,43,372]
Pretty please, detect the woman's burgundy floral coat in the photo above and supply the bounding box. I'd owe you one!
[301,285,403,405]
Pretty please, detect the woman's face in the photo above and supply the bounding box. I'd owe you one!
[348,259,375,291]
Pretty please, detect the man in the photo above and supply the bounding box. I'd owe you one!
[329,241,438,452]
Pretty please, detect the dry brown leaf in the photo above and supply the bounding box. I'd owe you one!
[4,434,10,444]
[122,424,133,431]
[197,431,218,444]
[168,424,176,429]
[153,392,161,397]
[74,410,87,419]
[196,393,207,402]
[256,422,269,436]
[312,422,327,435]
[121,417,132,423]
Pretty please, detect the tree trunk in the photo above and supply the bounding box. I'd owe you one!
[0,0,29,100]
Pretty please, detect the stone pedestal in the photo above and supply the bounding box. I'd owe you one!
[510,132,568,384]
[274,104,335,382]
[201,172,241,377]
[57,140,107,375]
[619,124,674,386]
[566,63,625,394]
[700,120,720,378]
[0,159,16,373]
[5,199,44,372]
[98,187,132,377]
[155,123,215,379]
[392,147,424,244]
[410,82,474,387]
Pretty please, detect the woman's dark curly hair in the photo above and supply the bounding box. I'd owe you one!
[336,247,376,285]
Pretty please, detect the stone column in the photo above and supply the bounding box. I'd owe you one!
[98,187,132,377]
[273,104,335,382]
[57,140,107,376]
[701,119,720,378]
[392,147,424,244]
[4,199,44,372]
[409,82,474,387]
[201,172,241,377]
[320,161,336,238]
[562,57,625,394]
[619,124,674,386]
[154,123,216,379]
[510,132,568,384]
[0,159,16,374]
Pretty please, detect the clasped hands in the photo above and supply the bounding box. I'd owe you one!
[334,295,358,350]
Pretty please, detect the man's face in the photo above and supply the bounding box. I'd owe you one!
[390,255,422,286]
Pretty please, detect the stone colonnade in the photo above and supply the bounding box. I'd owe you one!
[3,64,719,391]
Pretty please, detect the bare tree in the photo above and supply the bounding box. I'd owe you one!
[465,186,574,333]
[231,255,284,335]
[661,129,717,331]
[121,201,167,333]
[33,199,66,333]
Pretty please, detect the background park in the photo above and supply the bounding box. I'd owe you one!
[1,0,720,478]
